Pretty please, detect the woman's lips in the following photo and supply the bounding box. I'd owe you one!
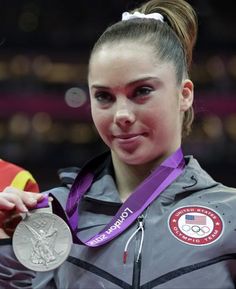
[113,133,146,148]
[114,133,141,139]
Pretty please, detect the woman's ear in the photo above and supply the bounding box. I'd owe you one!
[180,79,194,112]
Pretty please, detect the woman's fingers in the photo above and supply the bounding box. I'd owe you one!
[0,193,28,212]
[0,187,46,239]
[1,187,45,212]
[0,197,15,210]
[21,191,44,208]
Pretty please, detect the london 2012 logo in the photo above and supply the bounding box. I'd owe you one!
[168,206,224,246]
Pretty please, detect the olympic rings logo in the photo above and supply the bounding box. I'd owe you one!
[181,224,210,236]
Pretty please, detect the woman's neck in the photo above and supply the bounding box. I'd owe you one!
[111,153,166,202]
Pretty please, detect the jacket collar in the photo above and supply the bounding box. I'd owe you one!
[58,151,218,204]
[163,155,218,202]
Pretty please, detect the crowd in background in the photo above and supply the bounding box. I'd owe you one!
[0,0,235,189]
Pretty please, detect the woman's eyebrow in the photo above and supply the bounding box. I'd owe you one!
[127,76,158,86]
[91,77,159,90]
[91,84,109,90]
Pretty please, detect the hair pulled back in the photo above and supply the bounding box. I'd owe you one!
[89,0,198,137]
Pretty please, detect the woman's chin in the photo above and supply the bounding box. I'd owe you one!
[115,150,148,166]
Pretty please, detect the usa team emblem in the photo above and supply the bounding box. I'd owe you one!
[168,206,224,246]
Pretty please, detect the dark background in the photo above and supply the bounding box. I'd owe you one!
[0,0,235,190]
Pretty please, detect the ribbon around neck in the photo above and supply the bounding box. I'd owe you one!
[63,148,185,247]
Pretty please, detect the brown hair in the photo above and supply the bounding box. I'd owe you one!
[89,0,198,137]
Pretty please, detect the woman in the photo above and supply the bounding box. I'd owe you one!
[1,0,236,288]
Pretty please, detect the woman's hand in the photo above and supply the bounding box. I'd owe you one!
[0,187,44,238]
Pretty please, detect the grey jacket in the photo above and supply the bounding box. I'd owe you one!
[1,152,236,289]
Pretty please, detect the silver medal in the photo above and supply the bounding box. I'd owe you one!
[12,212,72,272]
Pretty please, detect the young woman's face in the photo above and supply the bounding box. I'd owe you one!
[88,42,192,165]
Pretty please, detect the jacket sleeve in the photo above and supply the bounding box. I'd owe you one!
[12,170,40,193]
[24,178,40,193]
[0,240,55,289]
[0,160,40,193]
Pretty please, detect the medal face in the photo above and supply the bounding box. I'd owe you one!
[12,212,72,272]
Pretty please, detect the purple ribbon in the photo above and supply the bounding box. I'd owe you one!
[34,194,49,209]
[65,148,185,247]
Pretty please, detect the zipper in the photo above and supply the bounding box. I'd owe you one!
[132,215,145,289]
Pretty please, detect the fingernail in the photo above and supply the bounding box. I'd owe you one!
[29,197,37,203]
[21,205,28,212]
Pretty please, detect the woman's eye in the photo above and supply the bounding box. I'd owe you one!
[94,92,113,103]
[134,87,153,98]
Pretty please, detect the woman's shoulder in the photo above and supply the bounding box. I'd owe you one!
[181,155,236,202]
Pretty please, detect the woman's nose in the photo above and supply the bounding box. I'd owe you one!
[114,104,135,127]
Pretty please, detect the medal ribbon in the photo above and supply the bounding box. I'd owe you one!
[64,148,185,247]
[35,197,49,209]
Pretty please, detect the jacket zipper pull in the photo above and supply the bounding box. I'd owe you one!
[123,215,145,264]
[136,215,145,263]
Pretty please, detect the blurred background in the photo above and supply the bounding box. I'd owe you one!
[0,0,235,190]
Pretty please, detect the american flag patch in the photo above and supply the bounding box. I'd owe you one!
[185,214,206,225]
